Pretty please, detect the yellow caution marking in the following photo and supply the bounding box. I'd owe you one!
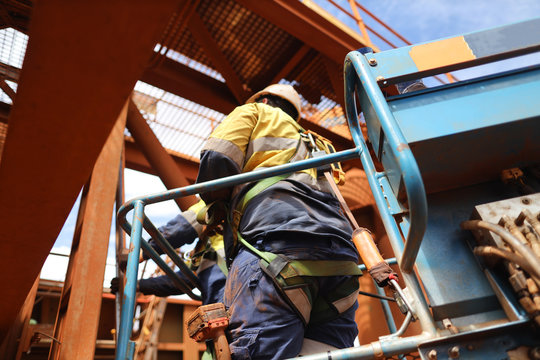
[409,36,475,71]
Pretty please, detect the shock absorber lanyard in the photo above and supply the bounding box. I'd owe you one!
[303,131,359,229]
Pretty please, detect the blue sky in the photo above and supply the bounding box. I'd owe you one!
[355,0,540,44]
[316,0,540,83]
[43,1,540,284]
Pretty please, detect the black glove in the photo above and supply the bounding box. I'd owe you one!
[369,262,399,288]
[110,277,120,295]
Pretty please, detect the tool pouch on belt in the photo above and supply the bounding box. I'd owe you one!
[258,251,362,326]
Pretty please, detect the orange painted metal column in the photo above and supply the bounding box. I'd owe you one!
[114,143,127,342]
[0,275,39,359]
[14,276,41,360]
[126,99,198,211]
[347,0,372,47]
[0,0,179,339]
[48,105,126,360]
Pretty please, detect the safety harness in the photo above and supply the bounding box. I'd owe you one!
[225,130,363,325]
[188,222,228,277]
[189,240,228,277]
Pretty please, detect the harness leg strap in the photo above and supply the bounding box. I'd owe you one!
[259,256,313,325]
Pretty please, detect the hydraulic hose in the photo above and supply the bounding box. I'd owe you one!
[516,209,540,237]
[462,220,540,281]
[474,246,540,280]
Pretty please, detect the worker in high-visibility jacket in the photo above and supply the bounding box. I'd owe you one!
[196,84,362,359]
[111,200,226,305]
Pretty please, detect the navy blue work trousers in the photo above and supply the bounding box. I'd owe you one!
[224,248,358,360]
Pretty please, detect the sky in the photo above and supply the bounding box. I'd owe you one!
[315,0,540,84]
[42,169,179,284]
[354,0,540,42]
[42,0,540,287]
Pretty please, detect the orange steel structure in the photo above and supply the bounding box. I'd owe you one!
[0,0,426,358]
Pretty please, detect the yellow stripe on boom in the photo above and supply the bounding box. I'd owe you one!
[409,36,475,72]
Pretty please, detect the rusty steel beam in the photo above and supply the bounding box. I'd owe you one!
[139,58,352,151]
[124,139,199,182]
[0,78,16,101]
[0,101,10,123]
[0,0,178,340]
[0,275,39,360]
[188,11,248,103]
[127,99,198,210]
[14,276,40,360]
[270,44,311,85]
[0,5,16,32]
[237,0,370,65]
[48,105,126,360]
[0,1,31,34]
[140,57,237,115]
[114,142,126,343]
[0,61,21,82]
[322,54,345,109]
[347,0,372,46]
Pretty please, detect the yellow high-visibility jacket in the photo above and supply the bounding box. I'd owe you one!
[197,103,357,263]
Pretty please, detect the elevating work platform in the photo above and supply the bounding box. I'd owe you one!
[117,17,540,360]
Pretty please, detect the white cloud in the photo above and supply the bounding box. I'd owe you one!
[123,169,188,218]
[124,168,167,198]
[41,250,70,282]
[360,0,540,44]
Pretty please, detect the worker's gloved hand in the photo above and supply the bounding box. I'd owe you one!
[207,223,224,237]
[136,279,148,295]
[369,262,398,287]
[110,277,120,295]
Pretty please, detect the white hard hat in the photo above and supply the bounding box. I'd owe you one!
[246,84,302,121]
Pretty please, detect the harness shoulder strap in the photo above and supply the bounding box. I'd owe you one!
[237,173,290,214]
[231,173,290,250]
[215,248,228,276]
